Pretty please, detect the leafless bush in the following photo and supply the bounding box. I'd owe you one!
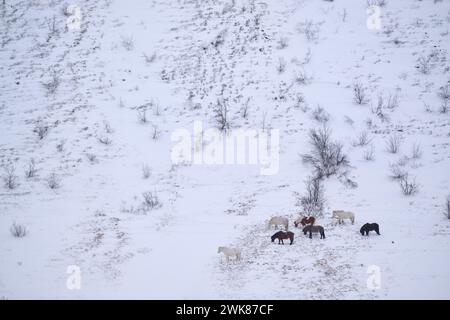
[352,130,372,147]
[142,191,162,210]
[142,165,151,179]
[399,174,419,196]
[417,55,432,74]
[296,176,325,217]
[367,0,387,7]
[241,97,250,119]
[438,85,450,101]
[138,108,148,124]
[25,159,37,178]
[34,121,49,140]
[56,140,65,152]
[389,164,408,180]
[423,102,433,113]
[151,125,160,140]
[213,99,230,131]
[86,153,97,163]
[385,134,402,154]
[42,72,61,95]
[311,105,330,123]
[143,52,157,64]
[294,69,312,85]
[276,57,286,74]
[302,126,350,179]
[46,15,59,42]
[439,100,449,114]
[121,35,134,51]
[371,105,390,123]
[411,142,422,159]
[46,172,61,189]
[353,82,369,105]
[297,20,320,41]
[10,222,27,238]
[277,37,289,49]
[363,146,375,161]
[3,163,18,189]
[294,93,309,112]
[344,115,354,126]
[445,196,450,219]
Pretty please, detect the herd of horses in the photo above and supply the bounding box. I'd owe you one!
[218,210,380,262]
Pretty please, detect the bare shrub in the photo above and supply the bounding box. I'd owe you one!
[34,122,49,140]
[363,145,375,161]
[121,35,134,51]
[352,130,372,147]
[142,192,162,211]
[213,99,230,131]
[86,153,97,163]
[353,82,369,105]
[25,159,37,178]
[417,55,432,74]
[439,100,449,114]
[10,223,27,238]
[143,52,157,64]
[296,176,325,217]
[389,164,408,180]
[294,69,312,85]
[276,57,286,74]
[151,125,160,140]
[438,85,450,101]
[138,108,148,124]
[56,140,65,152]
[46,172,61,189]
[142,165,151,179]
[399,174,419,196]
[297,20,320,41]
[411,142,422,159]
[277,37,289,49]
[302,126,350,179]
[311,105,330,123]
[445,196,450,219]
[42,72,61,95]
[3,163,18,189]
[385,134,402,154]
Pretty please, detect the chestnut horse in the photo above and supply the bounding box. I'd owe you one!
[294,216,315,227]
[271,231,294,245]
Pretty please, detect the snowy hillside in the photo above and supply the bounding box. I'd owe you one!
[1,0,449,299]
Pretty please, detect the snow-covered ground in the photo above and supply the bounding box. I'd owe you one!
[1,0,449,299]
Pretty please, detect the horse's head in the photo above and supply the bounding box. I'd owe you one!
[217,246,223,253]
[294,221,298,228]
[271,234,276,242]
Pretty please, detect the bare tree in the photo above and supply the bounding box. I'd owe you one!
[213,99,230,131]
[302,126,351,179]
[296,176,325,217]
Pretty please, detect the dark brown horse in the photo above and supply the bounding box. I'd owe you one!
[294,216,315,228]
[271,231,294,245]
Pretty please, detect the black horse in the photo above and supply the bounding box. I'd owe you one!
[302,225,326,239]
[271,231,294,245]
[360,223,380,236]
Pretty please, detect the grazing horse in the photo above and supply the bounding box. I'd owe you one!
[294,216,315,227]
[217,246,241,262]
[360,223,380,236]
[332,210,355,224]
[271,231,294,245]
[302,225,326,239]
[267,216,289,231]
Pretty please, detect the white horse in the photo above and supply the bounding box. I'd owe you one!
[218,246,241,262]
[332,210,355,224]
[267,216,289,231]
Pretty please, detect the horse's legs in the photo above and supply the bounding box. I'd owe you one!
[309,231,312,239]
[281,239,284,245]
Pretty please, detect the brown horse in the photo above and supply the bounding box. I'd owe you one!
[271,231,294,245]
[294,216,315,228]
